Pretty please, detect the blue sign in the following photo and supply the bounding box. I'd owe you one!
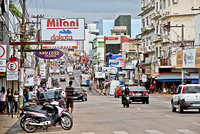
[109,60,119,67]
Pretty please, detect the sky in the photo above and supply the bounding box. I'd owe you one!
[13,0,141,23]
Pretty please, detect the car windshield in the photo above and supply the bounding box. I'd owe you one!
[44,91,55,99]
[52,77,57,81]
[186,86,200,93]
[75,88,82,92]
[129,86,147,91]
[69,73,73,76]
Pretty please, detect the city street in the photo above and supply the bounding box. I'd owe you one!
[16,71,200,134]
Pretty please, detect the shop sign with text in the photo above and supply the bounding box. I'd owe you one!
[41,18,85,41]
[35,49,63,59]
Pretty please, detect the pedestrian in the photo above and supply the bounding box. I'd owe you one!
[0,87,6,114]
[28,88,33,102]
[163,86,167,94]
[14,89,20,114]
[65,81,75,114]
[5,88,14,116]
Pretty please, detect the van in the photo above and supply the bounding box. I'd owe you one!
[109,80,120,95]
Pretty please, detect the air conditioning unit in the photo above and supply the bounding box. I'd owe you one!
[173,0,178,4]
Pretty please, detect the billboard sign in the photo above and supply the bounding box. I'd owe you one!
[41,18,85,41]
[176,48,200,68]
[42,41,78,49]
[109,59,122,67]
[35,49,63,59]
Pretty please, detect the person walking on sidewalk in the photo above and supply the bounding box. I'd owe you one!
[0,87,6,114]
[65,81,75,114]
[5,88,14,116]
[14,90,20,114]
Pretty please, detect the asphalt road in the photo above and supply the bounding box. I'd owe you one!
[17,70,200,134]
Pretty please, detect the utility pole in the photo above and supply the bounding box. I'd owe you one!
[19,0,26,108]
[137,42,140,86]
[31,15,44,88]
[164,24,185,84]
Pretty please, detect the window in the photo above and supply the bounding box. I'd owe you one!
[160,24,162,34]
[156,25,159,33]
[186,86,200,93]
[177,86,182,93]
[160,0,162,9]
[168,0,171,6]
[156,47,158,58]
[159,47,161,57]
[106,44,120,54]
[146,17,149,25]
[164,0,166,9]
[142,19,145,27]
[156,2,158,11]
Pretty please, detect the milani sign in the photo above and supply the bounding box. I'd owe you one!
[41,18,85,41]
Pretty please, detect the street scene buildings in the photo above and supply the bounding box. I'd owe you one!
[0,0,200,134]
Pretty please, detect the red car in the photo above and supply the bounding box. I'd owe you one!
[114,85,125,98]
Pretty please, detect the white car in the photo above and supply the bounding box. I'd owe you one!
[171,84,200,113]
[49,88,65,98]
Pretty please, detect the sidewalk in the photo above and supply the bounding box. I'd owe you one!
[0,114,19,134]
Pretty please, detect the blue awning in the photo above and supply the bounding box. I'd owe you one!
[156,73,199,82]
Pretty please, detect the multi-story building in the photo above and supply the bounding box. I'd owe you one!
[139,0,200,89]
[115,15,131,37]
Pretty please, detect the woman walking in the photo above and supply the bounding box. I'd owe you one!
[14,90,19,114]
[5,88,14,116]
[0,87,6,114]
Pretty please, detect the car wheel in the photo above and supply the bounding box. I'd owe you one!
[178,103,183,113]
[142,101,145,104]
[146,100,149,104]
[171,104,176,112]
[85,98,87,101]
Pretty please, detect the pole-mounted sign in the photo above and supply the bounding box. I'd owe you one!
[7,61,18,81]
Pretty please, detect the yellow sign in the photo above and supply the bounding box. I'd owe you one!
[195,48,200,67]
[0,72,6,77]
[176,50,183,68]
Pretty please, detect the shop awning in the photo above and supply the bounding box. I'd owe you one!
[156,73,199,83]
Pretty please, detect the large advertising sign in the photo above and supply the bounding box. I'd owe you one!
[41,18,85,41]
[176,48,200,68]
[109,59,122,67]
[35,49,63,59]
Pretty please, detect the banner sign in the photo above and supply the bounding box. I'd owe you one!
[42,41,78,49]
[41,18,85,41]
[176,48,200,68]
[35,49,63,59]
[109,59,122,67]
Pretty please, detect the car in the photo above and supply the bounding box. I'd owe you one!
[37,90,65,106]
[73,87,87,101]
[128,86,149,104]
[49,88,65,98]
[171,84,200,113]
[60,75,66,82]
[114,85,124,98]
[68,72,74,79]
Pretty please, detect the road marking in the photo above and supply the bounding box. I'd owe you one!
[192,122,200,126]
[82,132,95,134]
[165,115,172,118]
[145,130,164,134]
[113,131,129,134]
[136,107,141,110]
[176,129,199,134]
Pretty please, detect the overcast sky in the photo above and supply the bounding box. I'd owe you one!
[13,0,141,23]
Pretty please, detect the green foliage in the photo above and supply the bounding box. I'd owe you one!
[25,45,32,50]
[9,1,22,19]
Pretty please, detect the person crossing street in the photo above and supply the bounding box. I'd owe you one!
[65,81,75,114]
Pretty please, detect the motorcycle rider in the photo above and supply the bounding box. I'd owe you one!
[121,85,130,104]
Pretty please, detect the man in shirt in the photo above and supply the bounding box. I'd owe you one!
[65,81,75,113]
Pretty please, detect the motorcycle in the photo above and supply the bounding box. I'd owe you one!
[20,101,73,133]
[123,94,130,108]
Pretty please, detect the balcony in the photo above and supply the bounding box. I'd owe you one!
[141,24,155,36]
[152,11,162,20]
[139,1,155,16]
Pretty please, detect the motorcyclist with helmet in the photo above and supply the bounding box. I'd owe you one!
[121,85,130,104]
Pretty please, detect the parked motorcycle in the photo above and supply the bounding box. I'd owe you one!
[123,95,130,108]
[20,101,73,133]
